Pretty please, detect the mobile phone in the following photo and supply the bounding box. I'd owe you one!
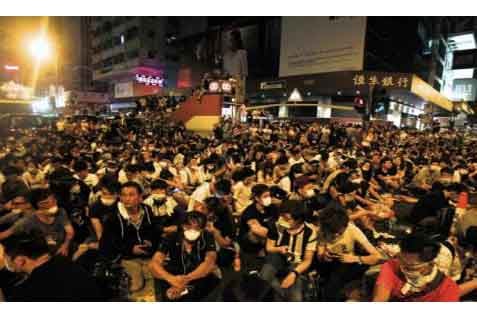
[180,288,189,296]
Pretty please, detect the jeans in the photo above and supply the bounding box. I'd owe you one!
[259,253,305,301]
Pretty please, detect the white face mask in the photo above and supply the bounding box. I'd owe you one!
[100,197,116,206]
[45,206,59,216]
[151,193,166,201]
[184,229,201,241]
[400,264,438,295]
[261,197,272,207]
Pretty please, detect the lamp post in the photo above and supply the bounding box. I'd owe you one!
[29,35,59,102]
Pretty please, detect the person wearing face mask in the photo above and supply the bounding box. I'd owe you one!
[260,200,317,301]
[0,191,34,230]
[143,180,180,236]
[89,180,121,247]
[289,176,322,223]
[238,184,277,271]
[187,178,232,212]
[373,234,460,301]
[149,212,219,301]
[0,189,75,258]
[0,233,103,301]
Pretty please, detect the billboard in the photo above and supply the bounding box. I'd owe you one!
[114,82,134,99]
[453,78,477,102]
[279,17,367,77]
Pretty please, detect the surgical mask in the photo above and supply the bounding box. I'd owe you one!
[184,229,201,241]
[151,193,166,201]
[45,206,59,215]
[100,197,116,206]
[262,197,272,207]
[400,264,438,295]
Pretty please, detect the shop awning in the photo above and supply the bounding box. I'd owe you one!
[409,75,453,112]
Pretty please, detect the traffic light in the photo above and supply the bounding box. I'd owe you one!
[353,96,366,114]
[371,88,388,116]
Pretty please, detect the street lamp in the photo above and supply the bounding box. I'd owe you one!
[29,36,52,61]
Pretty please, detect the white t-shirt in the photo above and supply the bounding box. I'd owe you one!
[279,176,292,193]
[318,222,374,256]
[289,157,305,167]
[233,181,252,215]
[187,182,212,211]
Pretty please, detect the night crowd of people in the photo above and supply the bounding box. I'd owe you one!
[1,109,477,302]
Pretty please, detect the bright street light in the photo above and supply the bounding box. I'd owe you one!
[29,37,51,61]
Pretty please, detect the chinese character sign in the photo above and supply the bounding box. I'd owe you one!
[352,74,410,89]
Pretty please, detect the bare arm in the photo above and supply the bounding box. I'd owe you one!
[372,282,392,302]
[185,251,217,283]
[459,279,477,297]
[149,251,177,285]
[90,218,103,241]
[294,249,314,274]
[248,219,268,238]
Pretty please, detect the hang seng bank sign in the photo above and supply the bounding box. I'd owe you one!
[351,73,412,89]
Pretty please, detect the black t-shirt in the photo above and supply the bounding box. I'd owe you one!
[238,203,277,253]
[157,231,216,275]
[330,171,349,193]
[213,212,235,240]
[409,190,449,224]
[8,256,103,301]
[90,200,118,225]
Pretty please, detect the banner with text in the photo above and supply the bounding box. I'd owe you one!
[279,17,367,77]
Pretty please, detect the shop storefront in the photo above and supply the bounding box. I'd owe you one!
[246,71,454,127]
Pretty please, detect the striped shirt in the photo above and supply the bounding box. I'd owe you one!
[268,223,317,264]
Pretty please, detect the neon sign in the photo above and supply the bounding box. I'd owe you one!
[135,74,164,87]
